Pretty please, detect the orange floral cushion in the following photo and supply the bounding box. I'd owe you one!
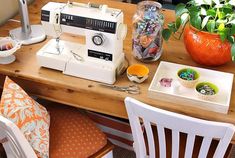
[46,103,107,158]
[0,77,50,158]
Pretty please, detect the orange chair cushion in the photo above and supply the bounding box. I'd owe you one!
[0,77,50,158]
[46,103,107,158]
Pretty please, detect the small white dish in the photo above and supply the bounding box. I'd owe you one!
[177,68,200,88]
[195,82,219,101]
[0,37,21,64]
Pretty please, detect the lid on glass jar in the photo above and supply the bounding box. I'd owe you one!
[137,1,162,11]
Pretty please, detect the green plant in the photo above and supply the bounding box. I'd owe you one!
[162,0,235,61]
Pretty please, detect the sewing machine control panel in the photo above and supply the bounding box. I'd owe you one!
[60,14,117,34]
[88,50,112,61]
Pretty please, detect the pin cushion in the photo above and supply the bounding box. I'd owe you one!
[177,68,200,88]
[0,37,21,64]
[196,82,219,100]
[127,64,149,83]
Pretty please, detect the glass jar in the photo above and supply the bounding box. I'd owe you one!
[132,1,164,62]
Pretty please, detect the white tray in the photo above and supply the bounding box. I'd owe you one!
[148,61,234,114]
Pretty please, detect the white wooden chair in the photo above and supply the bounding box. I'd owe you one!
[0,115,37,158]
[124,97,235,158]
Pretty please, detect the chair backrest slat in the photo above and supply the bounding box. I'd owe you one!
[127,108,147,158]
[171,130,179,158]
[198,137,212,158]
[213,128,235,158]
[125,97,235,158]
[157,125,166,158]
[184,134,195,158]
[143,119,155,158]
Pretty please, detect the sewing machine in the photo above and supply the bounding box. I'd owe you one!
[37,2,127,84]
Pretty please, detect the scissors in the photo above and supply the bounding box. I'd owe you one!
[99,84,140,94]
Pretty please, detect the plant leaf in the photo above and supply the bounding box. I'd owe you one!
[188,6,200,14]
[168,22,177,32]
[218,11,226,19]
[223,6,233,15]
[194,0,211,5]
[181,13,189,25]
[206,20,216,32]
[231,25,235,34]
[219,28,228,42]
[228,36,235,43]
[219,32,227,42]
[213,0,220,5]
[202,16,211,29]
[214,4,224,8]
[190,15,202,30]
[229,0,235,6]
[206,9,216,17]
[175,3,188,17]
[176,17,182,29]
[201,7,207,16]
[194,0,204,6]
[216,19,228,24]
[227,19,235,24]
[203,0,212,5]
[231,43,235,61]
[162,29,172,41]
[218,23,225,31]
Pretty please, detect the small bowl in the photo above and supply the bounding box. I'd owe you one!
[0,37,21,64]
[195,82,219,101]
[177,68,200,88]
[127,64,149,83]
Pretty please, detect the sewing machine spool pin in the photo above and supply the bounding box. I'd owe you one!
[68,1,108,13]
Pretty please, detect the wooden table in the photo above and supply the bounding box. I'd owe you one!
[0,0,235,142]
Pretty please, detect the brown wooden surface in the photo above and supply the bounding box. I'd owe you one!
[0,0,235,143]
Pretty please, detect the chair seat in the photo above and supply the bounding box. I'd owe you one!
[0,101,109,158]
[46,103,108,158]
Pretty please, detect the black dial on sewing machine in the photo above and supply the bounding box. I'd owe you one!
[92,34,104,46]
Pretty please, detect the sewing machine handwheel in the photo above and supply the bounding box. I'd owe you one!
[92,34,104,46]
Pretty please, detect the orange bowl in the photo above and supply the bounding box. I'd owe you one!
[127,64,149,83]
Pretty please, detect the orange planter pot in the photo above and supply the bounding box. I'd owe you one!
[183,25,231,66]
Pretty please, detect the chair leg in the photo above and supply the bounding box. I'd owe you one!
[90,141,114,158]
[101,150,113,158]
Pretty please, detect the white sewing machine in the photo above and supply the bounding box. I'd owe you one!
[37,2,127,84]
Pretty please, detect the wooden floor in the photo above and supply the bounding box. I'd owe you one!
[113,147,136,158]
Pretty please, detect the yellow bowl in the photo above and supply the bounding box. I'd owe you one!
[127,64,149,83]
[177,68,200,88]
[195,82,219,101]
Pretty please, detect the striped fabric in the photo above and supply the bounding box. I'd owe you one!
[86,111,134,151]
